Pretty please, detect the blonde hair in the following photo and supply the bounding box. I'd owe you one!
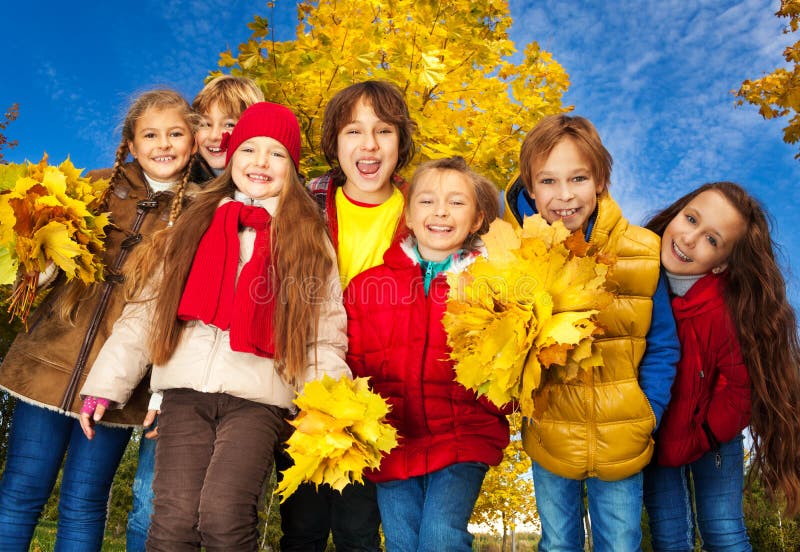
[407,156,498,250]
[192,75,265,119]
[519,114,613,193]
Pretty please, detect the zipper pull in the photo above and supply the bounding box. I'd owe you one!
[715,451,722,469]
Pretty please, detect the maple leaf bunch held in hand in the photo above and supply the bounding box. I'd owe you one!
[275,376,398,502]
[444,217,614,419]
[0,154,111,324]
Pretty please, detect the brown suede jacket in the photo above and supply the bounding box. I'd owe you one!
[0,162,191,426]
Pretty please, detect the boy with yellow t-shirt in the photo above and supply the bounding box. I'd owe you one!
[280,80,417,551]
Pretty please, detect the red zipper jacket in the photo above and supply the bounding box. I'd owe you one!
[656,273,751,467]
[344,238,510,482]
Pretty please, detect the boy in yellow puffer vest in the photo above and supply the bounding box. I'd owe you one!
[511,115,679,552]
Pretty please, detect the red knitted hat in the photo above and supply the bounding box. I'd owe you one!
[224,102,301,170]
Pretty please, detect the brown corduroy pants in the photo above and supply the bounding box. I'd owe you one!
[146,389,288,552]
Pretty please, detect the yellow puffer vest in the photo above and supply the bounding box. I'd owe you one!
[521,192,661,481]
[503,175,526,229]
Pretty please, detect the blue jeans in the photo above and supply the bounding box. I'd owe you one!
[644,435,751,552]
[532,462,644,552]
[0,400,131,552]
[126,433,156,552]
[376,462,487,552]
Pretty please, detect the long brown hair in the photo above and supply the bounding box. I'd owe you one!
[126,160,333,385]
[321,80,417,172]
[647,181,800,516]
[56,89,196,322]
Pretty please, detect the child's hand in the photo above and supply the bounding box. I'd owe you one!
[79,396,110,440]
[143,392,162,439]
[142,409,160,439]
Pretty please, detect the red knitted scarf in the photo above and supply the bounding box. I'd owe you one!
[177,200,277,357]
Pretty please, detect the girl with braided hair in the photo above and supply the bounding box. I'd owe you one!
[0,88,197,551]
[125,75,265,552]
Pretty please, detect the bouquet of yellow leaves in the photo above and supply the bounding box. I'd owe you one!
[276,375,398,502]
[443,216,614,419]
[0,154,111,325]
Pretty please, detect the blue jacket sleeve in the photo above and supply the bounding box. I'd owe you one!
[638,271,680,429]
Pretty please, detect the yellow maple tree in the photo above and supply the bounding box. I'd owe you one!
[736,0,800,157]
[217,0,569,184]
[471,415,538,548]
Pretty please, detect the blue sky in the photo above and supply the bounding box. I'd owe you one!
[3,1,798,304]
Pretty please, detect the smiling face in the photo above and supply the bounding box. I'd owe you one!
[528,137,604,232]
[405,169,484,262]
[196,101,238,170]
[128,106,195,182]
[337,98,400,204]
[661,189,746,276]
[230,136,294,200]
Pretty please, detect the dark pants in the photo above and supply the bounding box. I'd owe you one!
[147,389,287,552]
[275,448,382,551]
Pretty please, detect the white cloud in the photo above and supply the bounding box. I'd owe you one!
[508,0,800,291]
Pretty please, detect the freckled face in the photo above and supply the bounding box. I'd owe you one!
[661,190,746,276]
[529,138,604,232]
[405,169,483,261]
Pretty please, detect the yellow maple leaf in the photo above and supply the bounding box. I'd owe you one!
[481,219,520,264]
[419,51,445,88]
[445,215,614,418]
[41,166,68,197]
[275,376,398,502]
[0,155,111,325]
[33,221,83,276]
[0,246,18,285]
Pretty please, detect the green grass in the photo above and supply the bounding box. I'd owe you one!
[29,521,126,552]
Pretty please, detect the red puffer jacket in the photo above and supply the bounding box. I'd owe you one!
[344,238,510,483]
[656,273,751,467]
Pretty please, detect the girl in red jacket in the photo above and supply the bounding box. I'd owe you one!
[344,156,509,552]
[643,182,800,551]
